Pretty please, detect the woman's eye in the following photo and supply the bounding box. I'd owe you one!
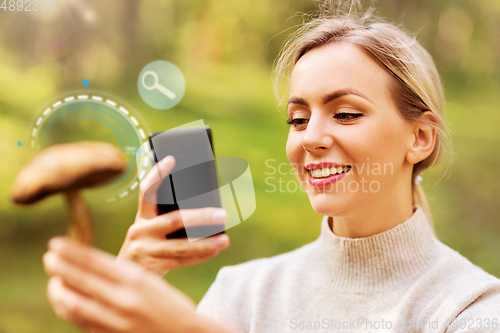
[286,117,309,128]
[286,113,362,128]
[334,112,363,122]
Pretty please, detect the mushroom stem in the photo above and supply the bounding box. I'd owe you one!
[65,190,93,244]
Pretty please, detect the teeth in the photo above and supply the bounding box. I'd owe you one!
[321,168,329,177]
[310,166,350,178]
[312,169,323,177]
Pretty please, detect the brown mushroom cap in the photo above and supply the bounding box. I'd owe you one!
[11,141,127,204]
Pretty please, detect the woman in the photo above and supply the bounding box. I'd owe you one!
[43,1,500,332]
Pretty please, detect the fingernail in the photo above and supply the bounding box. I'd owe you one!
[49,237,62,250]
[162,155,173,164]
[43,251,57,266]
[211,209,227,223]
[213,234,229,248]
[52,302,66,318]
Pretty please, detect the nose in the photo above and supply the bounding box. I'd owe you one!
[301,114,334,152]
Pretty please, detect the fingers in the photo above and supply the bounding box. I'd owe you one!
[131,248,221,275]
[135,207,228,238]
[122,233,229,275]
[43,239,206,333]
[47,276,128,332]
[45,237,138,284]
[119,207,229,276]
[138,155,176,219]
[127,207,227,240]
[165,251,221,269]
[148,234,229,258]
[44,250,125,307]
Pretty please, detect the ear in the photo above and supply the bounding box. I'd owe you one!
[406,111,438,164]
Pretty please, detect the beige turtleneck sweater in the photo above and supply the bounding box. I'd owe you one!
[196,206,500,332]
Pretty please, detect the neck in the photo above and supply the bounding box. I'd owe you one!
[330,182,413,238]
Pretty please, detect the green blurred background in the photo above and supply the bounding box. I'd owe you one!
[1,0,499,332]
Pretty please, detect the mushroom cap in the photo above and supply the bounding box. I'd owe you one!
[11,141,127,204]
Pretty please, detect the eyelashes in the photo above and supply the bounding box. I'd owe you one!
[287,112,364,128]
[286,118,308,126]
[335,112,364,122]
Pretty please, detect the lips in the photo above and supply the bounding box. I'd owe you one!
[305,162,347,170]
[304,162,352,186]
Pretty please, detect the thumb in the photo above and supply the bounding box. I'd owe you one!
[137,155,176,219]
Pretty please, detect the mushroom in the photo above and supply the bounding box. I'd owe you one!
[10,141,127,244]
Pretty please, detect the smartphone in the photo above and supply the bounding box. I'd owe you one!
[149,126,225,239]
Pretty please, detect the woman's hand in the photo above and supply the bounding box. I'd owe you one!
[43,237,237,333]
[118,155,230,276]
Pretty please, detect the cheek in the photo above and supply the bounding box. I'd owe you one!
[286,132,303,163]
[353,118,409,166]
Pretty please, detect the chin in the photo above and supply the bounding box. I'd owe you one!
[307,191,350,217]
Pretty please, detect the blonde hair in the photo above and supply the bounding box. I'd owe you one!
[273,0,453,234]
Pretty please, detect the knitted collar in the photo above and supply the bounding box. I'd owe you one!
[311,206,443,294]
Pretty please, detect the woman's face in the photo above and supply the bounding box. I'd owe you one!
[286,42,415,217]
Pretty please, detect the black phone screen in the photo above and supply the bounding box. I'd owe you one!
[148,126,225,239]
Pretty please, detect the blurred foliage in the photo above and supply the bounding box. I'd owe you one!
[0,0,499,332]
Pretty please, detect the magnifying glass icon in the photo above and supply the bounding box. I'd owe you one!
[141,71,176,100]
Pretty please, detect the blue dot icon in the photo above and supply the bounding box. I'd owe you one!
[138,61,185,110]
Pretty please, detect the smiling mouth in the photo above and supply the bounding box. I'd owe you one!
[308,165,352,179]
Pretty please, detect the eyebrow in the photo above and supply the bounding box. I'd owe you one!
[288,88,374,107]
